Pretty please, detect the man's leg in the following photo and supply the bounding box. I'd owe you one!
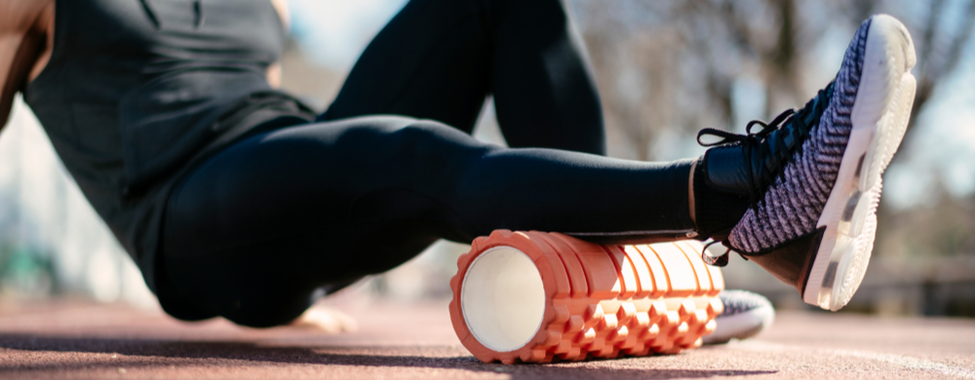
[321,0,605,155]
[159,117,693,327]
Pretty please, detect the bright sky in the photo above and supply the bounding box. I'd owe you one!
[288,0,407,71]
[885,66,975,209]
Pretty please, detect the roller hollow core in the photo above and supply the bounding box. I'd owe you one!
[461,246,546,352]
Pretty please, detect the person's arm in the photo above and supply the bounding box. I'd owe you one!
[0,36,21,128]
[1,0,52,128]
[266,0,289,89]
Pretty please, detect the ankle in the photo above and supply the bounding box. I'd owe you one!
[692,154,751,241]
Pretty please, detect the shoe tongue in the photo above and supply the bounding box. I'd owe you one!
[798,82,834,130]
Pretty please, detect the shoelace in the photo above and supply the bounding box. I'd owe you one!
[697,109,799,206]
[702,240,732,266]
[695,82,833,266]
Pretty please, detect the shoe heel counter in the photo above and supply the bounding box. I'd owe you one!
[742,227,825,295]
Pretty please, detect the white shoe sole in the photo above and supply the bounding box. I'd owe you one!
[803,15,917,311]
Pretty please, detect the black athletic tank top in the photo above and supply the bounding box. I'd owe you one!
[22,0,314,291]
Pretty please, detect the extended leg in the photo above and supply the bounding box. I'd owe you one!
[158,117,692,327]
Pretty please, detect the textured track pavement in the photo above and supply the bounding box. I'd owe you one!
[1,298,974,379]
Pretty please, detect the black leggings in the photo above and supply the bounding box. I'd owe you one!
[158,0,695,327]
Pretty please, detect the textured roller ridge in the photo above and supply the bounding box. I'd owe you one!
[449,230,724,364]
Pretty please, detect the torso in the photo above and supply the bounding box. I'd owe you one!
[20,0,296,190]
[4,0,310,289]
[3,0,286,96]
[2,0,286,126]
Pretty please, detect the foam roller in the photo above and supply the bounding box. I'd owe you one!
[449,230,724,364]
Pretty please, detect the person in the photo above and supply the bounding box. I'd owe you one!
[0,0,915,328]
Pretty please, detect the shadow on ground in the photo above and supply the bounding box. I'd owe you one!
[0,334,776,379]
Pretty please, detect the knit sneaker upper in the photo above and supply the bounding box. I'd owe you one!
[726,18,870,254]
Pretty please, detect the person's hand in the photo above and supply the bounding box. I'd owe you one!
[285,305,359,334]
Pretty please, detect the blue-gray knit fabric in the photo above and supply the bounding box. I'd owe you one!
[728,18,871,253]
[718,290,772,316]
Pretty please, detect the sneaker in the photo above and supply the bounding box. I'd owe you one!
[703,290,775,345]
[695,15,916,311]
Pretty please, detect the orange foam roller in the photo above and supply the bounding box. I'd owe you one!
[449,230,724,364]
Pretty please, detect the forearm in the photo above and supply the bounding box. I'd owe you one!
[1,0,53,128]
[266,0,288,89]
[266,62,282,89]
[0,89,11,129]
[1,35,21,128]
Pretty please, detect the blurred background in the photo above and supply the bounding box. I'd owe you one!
[0,0,972,317]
